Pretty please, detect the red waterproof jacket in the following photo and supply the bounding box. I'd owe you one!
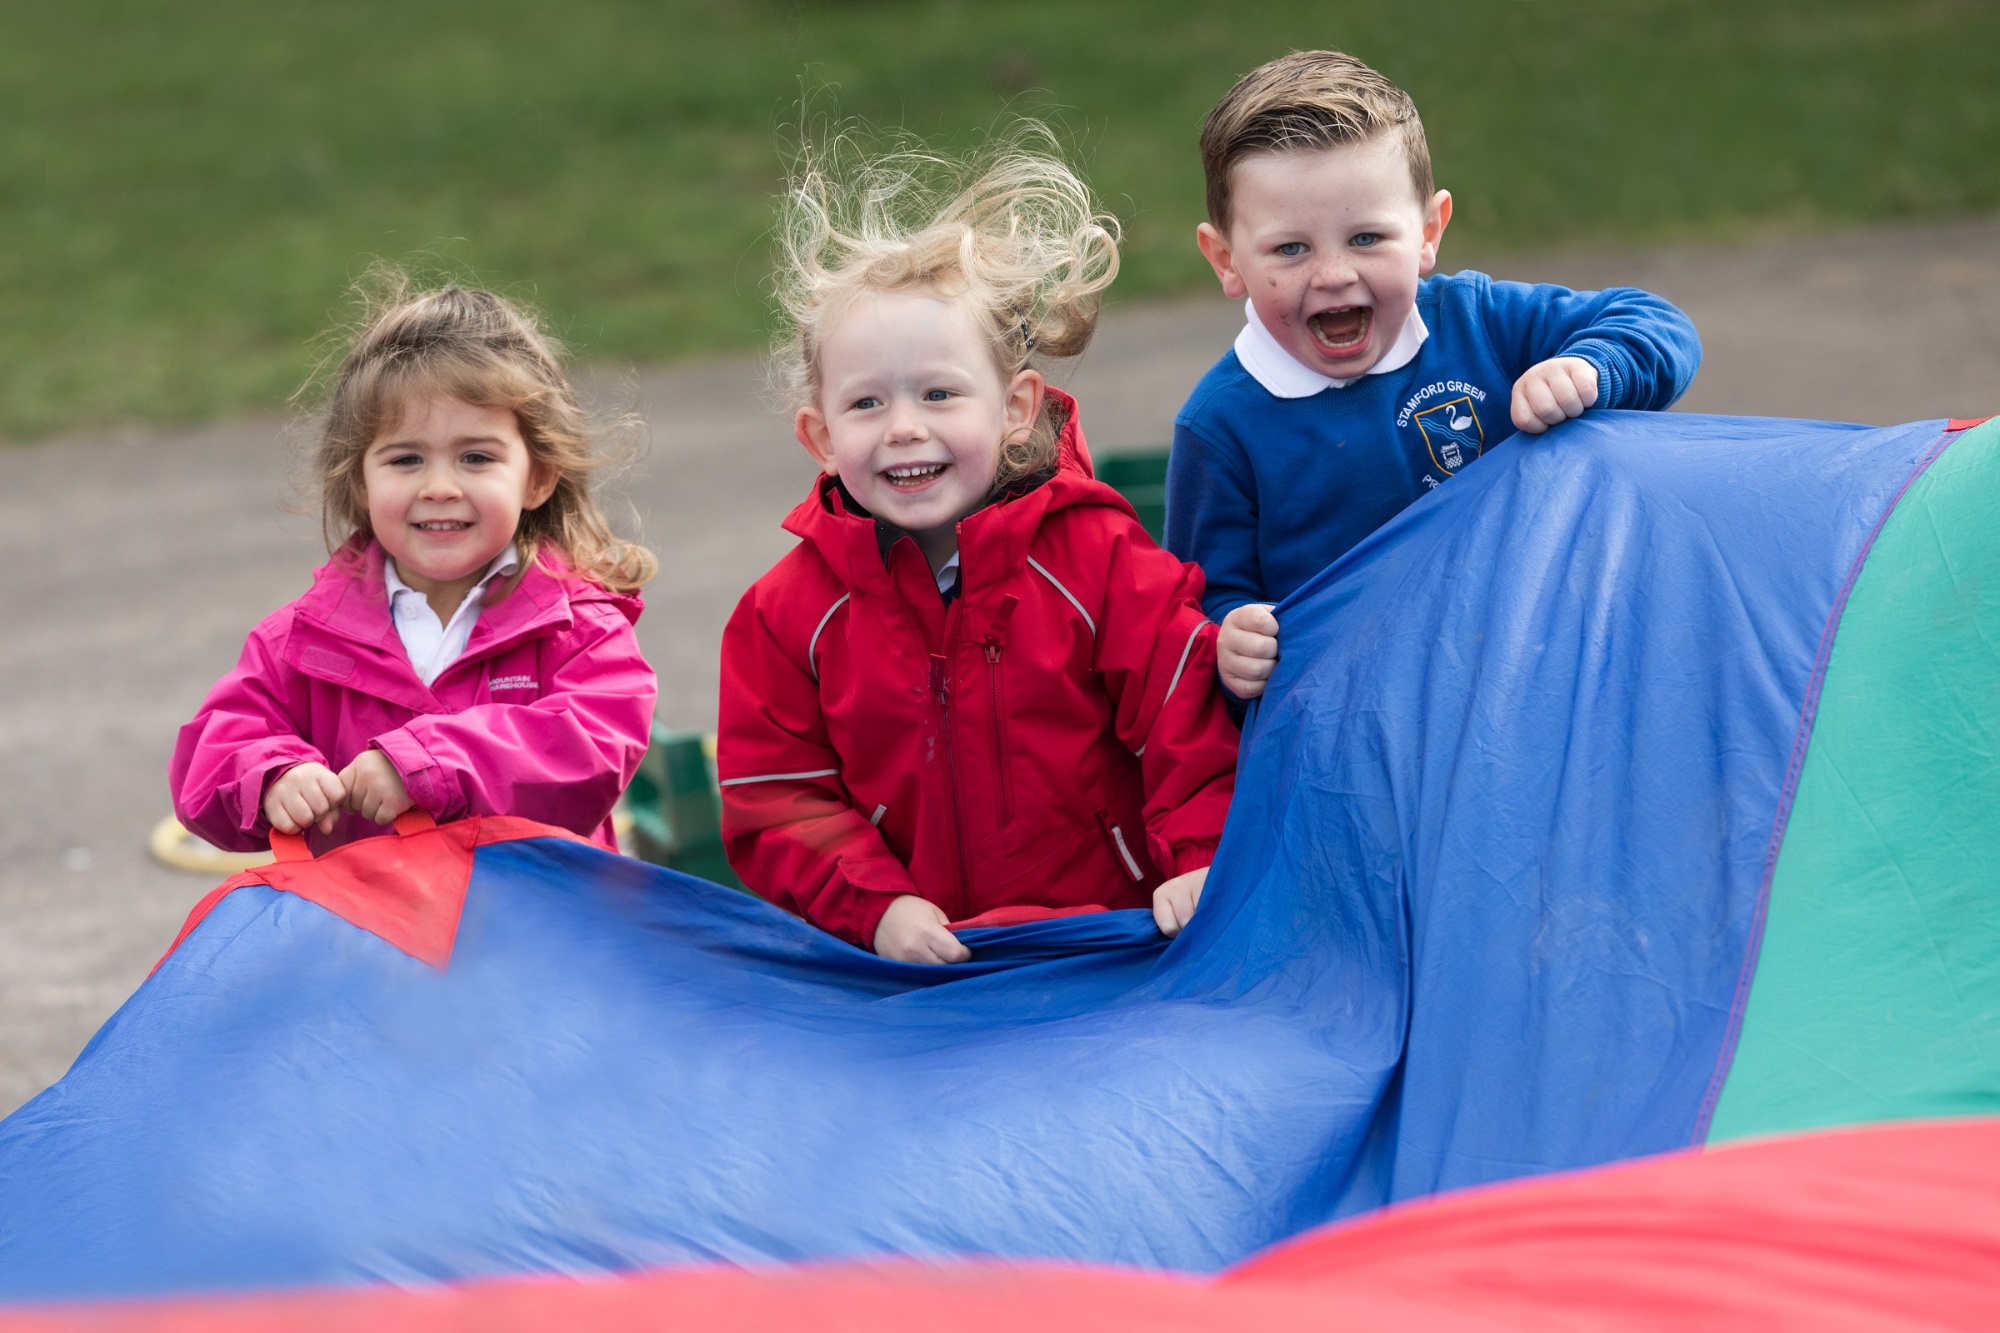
[719,391,1238,949]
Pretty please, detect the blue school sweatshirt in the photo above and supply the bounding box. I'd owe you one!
[1166,270,1701,621]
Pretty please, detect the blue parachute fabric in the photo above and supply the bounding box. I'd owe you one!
[1205,411,1948,1210]
[0,850,1385,1299]
[0,412,1950,1303]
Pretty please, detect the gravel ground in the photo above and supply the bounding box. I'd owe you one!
[2,216,1995,1115]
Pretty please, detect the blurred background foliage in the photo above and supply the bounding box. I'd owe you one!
[3,0,1997,438]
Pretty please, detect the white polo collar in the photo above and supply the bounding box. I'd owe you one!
[383,544,521,607]
[1234,297,1429,398]
[383,546,522,674]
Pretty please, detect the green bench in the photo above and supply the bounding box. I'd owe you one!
[623,448,1172,886]
[621,726,744,889]
[1095,450,1170,542]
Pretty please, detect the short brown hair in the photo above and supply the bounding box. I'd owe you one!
[304,275,656,593]
[1200,50,1433,231]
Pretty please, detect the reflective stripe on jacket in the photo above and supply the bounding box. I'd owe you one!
[719,390,1239,949]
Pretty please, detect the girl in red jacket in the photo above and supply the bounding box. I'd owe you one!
[720,133,1240,964]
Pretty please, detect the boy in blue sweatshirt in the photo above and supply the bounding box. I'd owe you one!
[1167,51,1702,699]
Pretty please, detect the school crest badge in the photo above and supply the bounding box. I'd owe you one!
[1414,396,1486,475]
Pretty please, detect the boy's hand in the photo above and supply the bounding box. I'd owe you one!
[1218,603,1280,700]
[264,762,345,836]
[874,894,972,965]
[339,748,414,826]
[1510,356,1599,434]
[1152,865,1209,938]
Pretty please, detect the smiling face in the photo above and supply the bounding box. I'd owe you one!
[362,394,555,608]
[1197,135,1451,379]
[795,289,1043,571]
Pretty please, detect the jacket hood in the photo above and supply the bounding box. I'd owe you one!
[293,539,641,672]
[779,387,1139,595]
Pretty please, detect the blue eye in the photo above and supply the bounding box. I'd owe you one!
[923,388,952,402]
[1351,233,1380,248]
[1276,241,1307,257]
[852,396,882,411]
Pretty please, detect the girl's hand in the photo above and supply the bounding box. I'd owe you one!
[339,748,415,826]
[1218,603,1279,700]
[874,894,972,965]
[264,762,346,836]
[1152,865,1209,938]
[1510,356,1599,434]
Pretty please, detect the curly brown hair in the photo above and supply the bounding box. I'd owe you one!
[301,275,655,592]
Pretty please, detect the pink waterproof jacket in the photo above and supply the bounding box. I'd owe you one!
[172,539,656,855]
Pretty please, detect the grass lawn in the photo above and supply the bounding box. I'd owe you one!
[4,0,1998,439]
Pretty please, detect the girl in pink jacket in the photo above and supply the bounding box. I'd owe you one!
[172,282,658,855]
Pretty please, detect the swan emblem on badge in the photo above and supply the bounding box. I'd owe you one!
[1413,395,1487,476]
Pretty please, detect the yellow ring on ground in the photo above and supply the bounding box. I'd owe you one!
[148,815,274,876]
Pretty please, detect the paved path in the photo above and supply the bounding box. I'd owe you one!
[2,218,1995,1114]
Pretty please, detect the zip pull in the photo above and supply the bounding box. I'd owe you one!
[983,594,1020,663]
[1097,811,1147,882]
[929,652,949,703]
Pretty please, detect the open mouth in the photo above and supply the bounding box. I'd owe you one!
[1307,307,1373,358]
[882,462,948,490]
[413,520,473,532]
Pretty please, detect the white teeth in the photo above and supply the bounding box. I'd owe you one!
[885,464,946,480]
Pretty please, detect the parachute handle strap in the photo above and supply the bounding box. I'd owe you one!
[394,809,438,835]
[267,807,439,862]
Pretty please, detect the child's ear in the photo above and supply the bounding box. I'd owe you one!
[524,459,559,511]
[1418,190,1453,276]
[1004,369,1045,442]
[794,407,839,473]
[1196,223,1249,301]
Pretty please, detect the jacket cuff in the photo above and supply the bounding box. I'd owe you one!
[1172,839,1220,877]
[236,747,327,836]
[819,853,922,951]
[840,888,911,953]
[371,729,450,818]
[1563,341,1628,411]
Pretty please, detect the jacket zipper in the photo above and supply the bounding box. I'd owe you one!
[984,643,1011,825]
[982,595,1020,827]
[931,650,974,916]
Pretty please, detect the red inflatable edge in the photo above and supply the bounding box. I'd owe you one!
[949,903,1110,931]
[153,816,592,972]
[2,1117,1994,1330]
